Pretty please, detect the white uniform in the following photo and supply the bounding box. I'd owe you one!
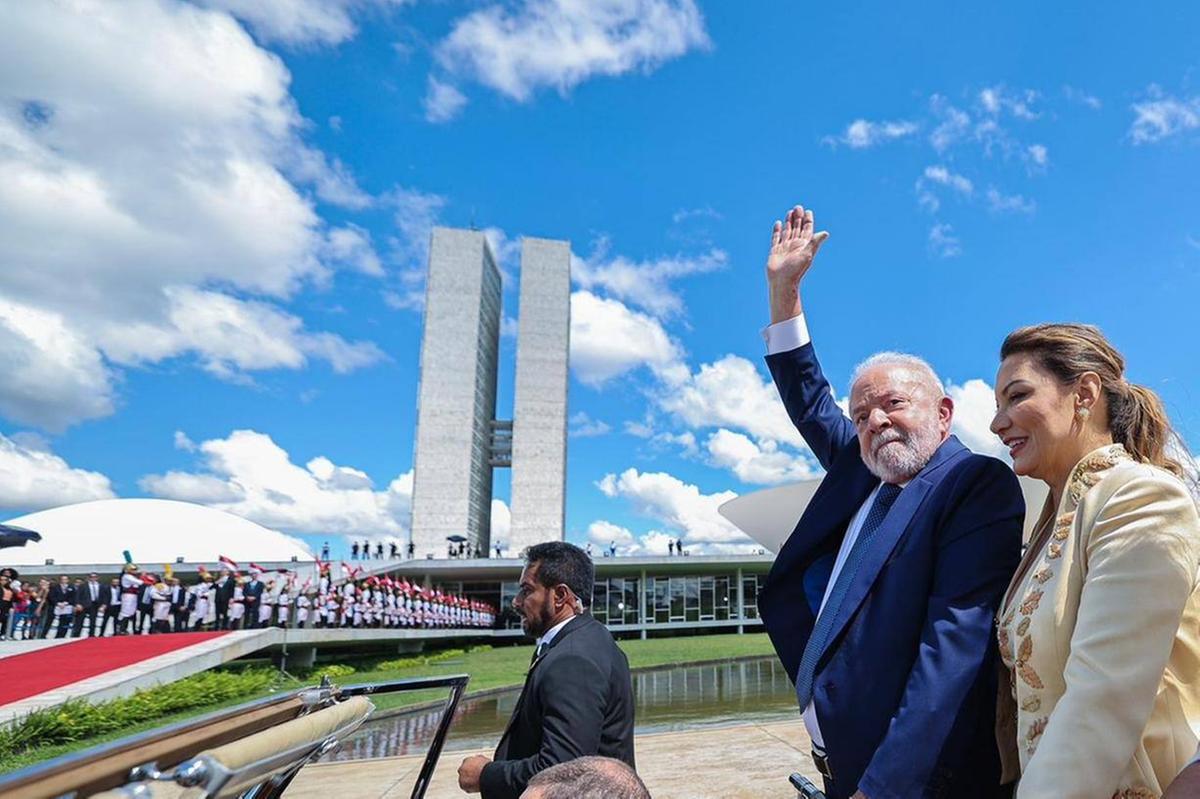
[228,585,245,624]
[276,593,290,625]
[295,595,310,626]
[119,573,141,619]
[151,587,171,622]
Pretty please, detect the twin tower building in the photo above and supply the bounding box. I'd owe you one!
[409,227,570,558]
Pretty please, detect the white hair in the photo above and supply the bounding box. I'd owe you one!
[849,351,945,399]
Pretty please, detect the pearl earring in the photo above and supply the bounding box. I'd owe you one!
[1076,407,1090,421]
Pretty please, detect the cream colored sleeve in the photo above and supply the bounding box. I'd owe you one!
[1018,468,1200,799]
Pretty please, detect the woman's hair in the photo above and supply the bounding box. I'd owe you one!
[1001,323,1186,478]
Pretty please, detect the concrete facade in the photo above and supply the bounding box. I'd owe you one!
[508,238,571,552]
[410,228,502,558]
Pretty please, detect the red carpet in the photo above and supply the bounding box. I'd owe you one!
[0,632,228,705]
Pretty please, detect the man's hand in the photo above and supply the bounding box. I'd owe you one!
[457,754,491,793]
[766,204,829,324]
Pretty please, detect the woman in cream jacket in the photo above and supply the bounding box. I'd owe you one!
[990,323,1200,798]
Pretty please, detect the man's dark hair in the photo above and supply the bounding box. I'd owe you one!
[525,756,649,799]
[525,541,594,608]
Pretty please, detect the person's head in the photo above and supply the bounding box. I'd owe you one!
[110,577,120,587]
[521,756,650,799]
[849,352,953,484]
[88,572,98,582]
[58,575,69,587]
[73,577,83,586]
[992,323,1186,488]
[515,542,593,638]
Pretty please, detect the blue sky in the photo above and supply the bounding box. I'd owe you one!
[1,0,1198,558]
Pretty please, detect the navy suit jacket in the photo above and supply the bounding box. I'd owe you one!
[758,343,1023,799]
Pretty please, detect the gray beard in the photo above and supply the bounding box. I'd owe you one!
[863,426,942,483]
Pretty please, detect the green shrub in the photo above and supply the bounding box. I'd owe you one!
[0,667,279,761]
[375,644,492,671]
[310,664,356,680]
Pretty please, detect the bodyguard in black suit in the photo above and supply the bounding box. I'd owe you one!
[457,542,635,799]
[243,576,264,628]
[46,576,76,638]
[97,578,121,636]
[214,570,234,630]
[71,573,102,637]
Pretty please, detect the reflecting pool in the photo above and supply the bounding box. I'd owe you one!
[324,656,796,761]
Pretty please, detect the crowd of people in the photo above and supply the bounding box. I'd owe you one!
[0,562,495,640]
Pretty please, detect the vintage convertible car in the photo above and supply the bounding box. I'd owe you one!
[0,674,468,799]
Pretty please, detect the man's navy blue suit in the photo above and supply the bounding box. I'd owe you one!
[758,342,1023,799]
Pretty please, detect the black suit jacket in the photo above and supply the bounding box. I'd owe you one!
[214,577,235,608]
[47,584,76,608]
[78,582,102,611]
[98,584,118,609]
[480,614,635,799]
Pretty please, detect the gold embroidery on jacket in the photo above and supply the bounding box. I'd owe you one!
[1019,589,1044,616]
[1016,617,1031,637]
[1033,567,1053,584]
[1015,636,1043,690]
[1020,695,1041,713]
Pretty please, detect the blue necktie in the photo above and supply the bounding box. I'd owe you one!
[795,482,903,710]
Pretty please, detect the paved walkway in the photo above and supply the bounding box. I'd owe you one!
[287,719,819,798]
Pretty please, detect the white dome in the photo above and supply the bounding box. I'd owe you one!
[2,498,312,567]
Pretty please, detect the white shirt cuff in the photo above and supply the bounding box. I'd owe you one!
[761,314,811,355]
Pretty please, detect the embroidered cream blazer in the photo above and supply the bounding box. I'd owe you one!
[998,444,1200,798]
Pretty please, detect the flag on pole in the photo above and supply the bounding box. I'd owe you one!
[249,562,266,576]
[218,555,238,570]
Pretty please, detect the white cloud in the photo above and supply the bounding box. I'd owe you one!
[434,0,710,105]
[584,519,672,556]
[0,431,115,510]
[922,165,974,195]
[0,1,385,429]
[1026,143,1049,167]
[928,223,961,258]
[929,95,972,152]
[139,429,413,536]
[986,188,1036,214]
[491,498,511,543]
[671,206,721,224]
[0,300,117,431]
[569,411,612,438]
[705,428,820,485]
[423,76,468,123]
[569,291,683,386]
[383,186,449,310]
[1063,86,1102,110]
[597,467,753,550]
[978,86,1039,120]
[946,379,1007,459]
[323,224,384,276]
[1130,87,1200,144]
[586,519,636,548]
[572,243,726,318]
[656,354,807,449]
[826,118,919,149]
[198,0,410,46]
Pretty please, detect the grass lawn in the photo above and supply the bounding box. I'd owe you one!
[0,633,774,773]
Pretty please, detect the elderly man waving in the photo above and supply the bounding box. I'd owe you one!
[757,205,1023,799]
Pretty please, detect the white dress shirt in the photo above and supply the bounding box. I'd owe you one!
[535,615,575,659]
[763,313,901,750]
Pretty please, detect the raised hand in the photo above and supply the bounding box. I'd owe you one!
[767,205,829,287]
[766,205,829,324]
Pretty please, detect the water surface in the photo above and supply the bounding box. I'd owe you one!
[324,656,796,761]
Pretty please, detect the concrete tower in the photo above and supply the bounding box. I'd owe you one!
[409,228,502,557]
[508,237,572,552]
